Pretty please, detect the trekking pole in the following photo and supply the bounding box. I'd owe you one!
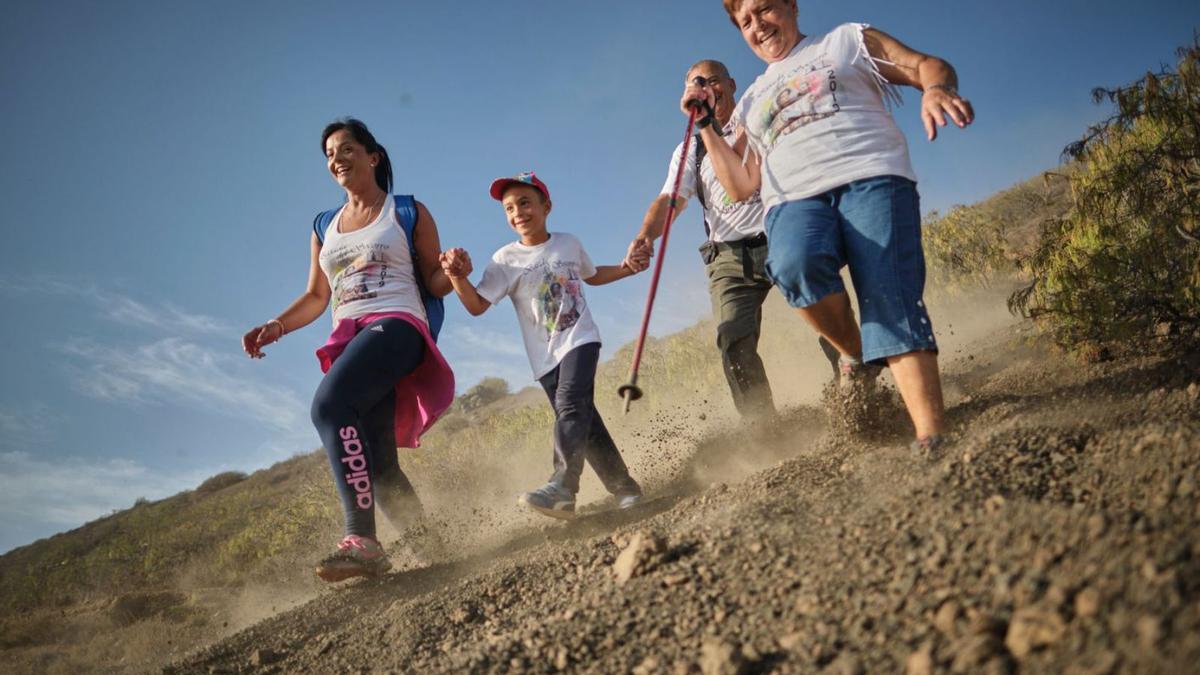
[619,88,708,413]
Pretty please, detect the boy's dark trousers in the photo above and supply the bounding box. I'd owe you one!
[538,342,640,496]
[701,234,776,419]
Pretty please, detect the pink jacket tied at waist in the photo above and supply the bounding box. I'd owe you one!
[316,312,454,448]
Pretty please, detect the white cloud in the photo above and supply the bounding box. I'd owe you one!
[59,337,306,431]
[438,324,534,391]
[449,357,533,393]
[441,325,525,357]
[0,451,210,531]
[0,449,300,553]
[0,277,229,335]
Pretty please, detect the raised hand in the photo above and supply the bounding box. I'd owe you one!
[921,86,974,141]
[242,320,283,359]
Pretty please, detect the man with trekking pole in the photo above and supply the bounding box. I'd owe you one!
[625,59,836,421]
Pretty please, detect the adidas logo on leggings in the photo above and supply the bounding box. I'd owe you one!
[338,426,373,509]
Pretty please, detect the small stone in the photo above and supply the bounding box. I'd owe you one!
[824,653,864,675]
[613,531,667,585]
[935,600,960,636]
[794,593,820,615]
[950,634,1003,673]
[662,573,690,588]
[699,638,747,675]
[1135,615,1162,649]
[984,494,1006,513]
[1074,587,1101,618]
[1086,514,1107,538]
[450,604,477,624]
[249,648,278,667]
[1005,607,1066,659]
[633,655,661,675]
[905,642,934,675]
[777,631,805,651]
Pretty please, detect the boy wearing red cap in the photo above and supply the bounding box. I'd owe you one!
[440,172,647,519]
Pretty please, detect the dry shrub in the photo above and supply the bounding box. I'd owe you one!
[1010,40,1200,353]
[195,471,248,495]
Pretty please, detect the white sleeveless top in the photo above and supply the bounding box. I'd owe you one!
[318,195,428,325]
[732,23,918,209]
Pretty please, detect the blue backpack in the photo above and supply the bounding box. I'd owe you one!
[313,194,445,341]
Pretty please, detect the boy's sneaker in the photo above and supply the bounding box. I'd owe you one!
[518,483,576,520]
[315,535,392,582]
[911,435,947,461]
[615,492,643,510]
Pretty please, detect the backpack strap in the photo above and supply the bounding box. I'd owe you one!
[392,194,419,249]
[392,195,445,342]
[694,136,712,240]
[313,208,339,244]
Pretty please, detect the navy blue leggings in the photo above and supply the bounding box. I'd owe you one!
[311,318,425,538]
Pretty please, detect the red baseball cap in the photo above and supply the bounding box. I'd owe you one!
[489,171,551,202]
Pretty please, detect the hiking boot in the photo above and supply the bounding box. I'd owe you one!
[518,483,576,520]
[315,535,392,582]
[838,356,884,394]
[911,435,947,461]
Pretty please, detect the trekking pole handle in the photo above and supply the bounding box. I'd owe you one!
[686,76,715,117]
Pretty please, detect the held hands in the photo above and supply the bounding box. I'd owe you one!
[241,320,283,359]
[622,238,653,273]
[439,247,473,279]
[921,86,974,141]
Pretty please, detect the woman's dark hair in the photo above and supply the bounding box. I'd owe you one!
[320,118,393,193]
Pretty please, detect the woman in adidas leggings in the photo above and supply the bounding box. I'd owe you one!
[242,118,455,582]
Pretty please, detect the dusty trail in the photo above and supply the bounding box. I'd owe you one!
[164,308,1200,674]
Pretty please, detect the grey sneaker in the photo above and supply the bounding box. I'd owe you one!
[518,483,576,520]
[315,535,392,582]
[615,492,643,510]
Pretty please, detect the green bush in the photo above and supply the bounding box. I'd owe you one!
[1010,41,1200,352]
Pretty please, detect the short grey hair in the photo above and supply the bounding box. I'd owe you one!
[686,60,732,81]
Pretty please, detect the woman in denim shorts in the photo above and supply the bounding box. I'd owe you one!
[687,0,974,451]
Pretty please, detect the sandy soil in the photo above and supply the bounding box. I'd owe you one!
[149,299,1200,674]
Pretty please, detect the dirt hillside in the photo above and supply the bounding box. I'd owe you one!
[158,301,1200,674]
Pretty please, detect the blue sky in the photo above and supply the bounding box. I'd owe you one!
[1,0,1196,553]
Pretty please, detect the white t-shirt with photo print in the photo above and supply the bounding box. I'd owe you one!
[731,22,918,210]
[476,232,601,379]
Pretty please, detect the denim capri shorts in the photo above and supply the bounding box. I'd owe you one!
[763,174,937,364]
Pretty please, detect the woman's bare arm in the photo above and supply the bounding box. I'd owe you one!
[863,27,975,141]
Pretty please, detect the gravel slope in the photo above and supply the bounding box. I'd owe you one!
[164,324,1200,675]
